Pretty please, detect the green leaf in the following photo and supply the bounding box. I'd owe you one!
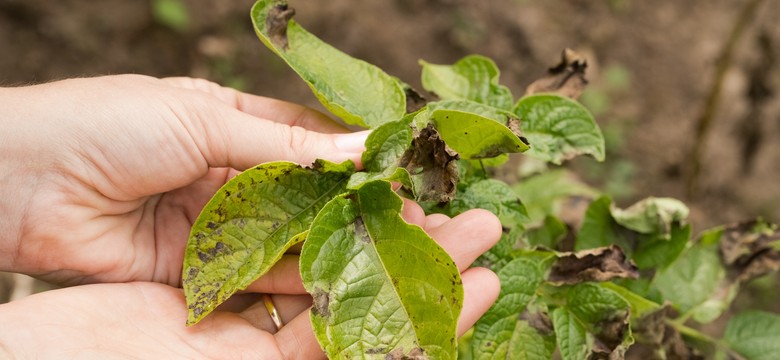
[575,196,629,251]
[420,55,514,111]
[300,181,462,359]
[513,94,605,164]
[653,243,734,323]
[600,282,661,320]
[552,308,590,360]
[182,160,354,325]
[514,169,599,225]
[251,0,406,128]
[472,258,548,359]
[525,215,567,249]
[632,223,691,270]
[449,179,528,226]
[610,197,689,238]
[152,0,189,32]
[724,311,780,360]
[347,117,414,190]
[426,100,530,159]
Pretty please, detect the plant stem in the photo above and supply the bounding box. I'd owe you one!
[665,319,740,358]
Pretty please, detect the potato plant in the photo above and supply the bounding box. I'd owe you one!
[181,1,780,359]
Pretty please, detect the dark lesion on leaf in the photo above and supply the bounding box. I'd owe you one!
[525,48,588,99]
[718,219,780,282]
[399,124,459,203]
[354,216,371,243]
[630,305,704,359]
[506,117,530,146]
[547,245,639,285]
[312,287,331,318]
[403,85,427,113]
[591,311,630,359]
[519,309,554,336]
[266,3,296,49]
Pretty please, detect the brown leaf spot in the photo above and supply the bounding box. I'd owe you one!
[519,309,554,335]
[266,4,295,50]
[399,124,459,203]
[547,245,639,285]
[354,217,371,243]
[312,287,331,318]
[525,48,588,99]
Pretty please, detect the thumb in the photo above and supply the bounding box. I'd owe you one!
[198,107,370,170]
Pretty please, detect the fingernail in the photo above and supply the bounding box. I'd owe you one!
[333,130,371,153]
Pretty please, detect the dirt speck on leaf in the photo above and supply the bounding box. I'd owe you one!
[547,245,639,285]
[525,48,588,99]
[266,4,295,50]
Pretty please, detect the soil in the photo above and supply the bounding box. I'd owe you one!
[1,0,780,351]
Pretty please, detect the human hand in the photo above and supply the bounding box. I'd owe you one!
[0,206,501,359]
[0,75,369,286]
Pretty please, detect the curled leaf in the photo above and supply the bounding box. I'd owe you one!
[251,0,406,128]
[548,245,639,285]
[525,48,588,99]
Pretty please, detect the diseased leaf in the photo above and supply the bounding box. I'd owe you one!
[300,181,462,359]
[631,306,703,359]
[554,284,633,360]
[513,94,605,164]
[525,48,588,99]
[548,245,639,285]
[610,197,689,239]
[717,219,780,282]
[251,0,406,128]
[182,160,354,325]
[449,179,529,226]
[599,282,661,321]
[724,311,780,360]
[425,100,530,159]
[399,123,459,203]
[420,55,514,111]
[471,258,549,359]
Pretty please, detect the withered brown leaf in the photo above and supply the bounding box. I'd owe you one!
[399,124,459,203]
[548,245,639,285]
[525,48,588,99]
[718,219,780,282]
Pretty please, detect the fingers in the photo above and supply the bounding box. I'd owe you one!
[242,255,306,295]
[425,209,502,272]
[162,77,347,134]
[275,310,327,360]
[238,294,312,333]
[458,267,500,335]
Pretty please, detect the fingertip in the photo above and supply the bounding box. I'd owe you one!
[458,267,500,336]
[401,198,426,227]
[457,209,502,248]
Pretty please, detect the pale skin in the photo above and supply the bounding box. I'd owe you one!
[0,75,502,359]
